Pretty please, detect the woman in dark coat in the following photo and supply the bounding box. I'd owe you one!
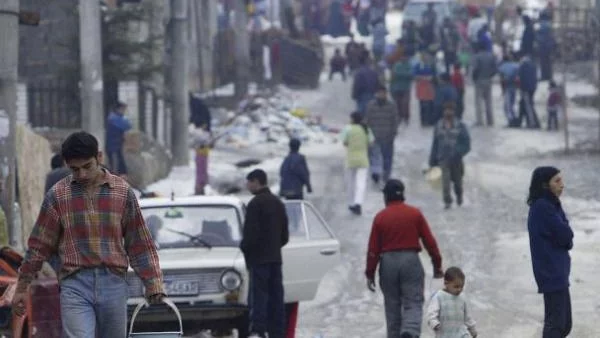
[527,166,573,338]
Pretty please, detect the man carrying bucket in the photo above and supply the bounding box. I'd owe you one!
[12,131,165,338]
[429,102,471,209]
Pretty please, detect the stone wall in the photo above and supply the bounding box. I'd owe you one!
[16,126,54,244]
[123,131,172,189]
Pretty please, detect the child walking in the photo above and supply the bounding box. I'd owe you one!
[547,81,562,131]
[426,267,478,338]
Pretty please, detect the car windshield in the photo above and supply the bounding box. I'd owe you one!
[404,3,451,24]
[141,205,242,249]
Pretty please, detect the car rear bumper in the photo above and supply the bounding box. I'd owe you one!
[127,303,248,323]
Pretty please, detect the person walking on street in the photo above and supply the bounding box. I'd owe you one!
[44,154,71,193]
[429,102,471,209]
[537,11,556,81]
[450,63,465,119]
[434,73,458,125]
[547,81,562,131]
[390,55,414,125]
[471,42,497,126]
[365,85,398,184]
[341,112,374,215]
[527,166,573,338]
[352,52,380,116]
[426,267,478,338]
[366,179,444,338]
[518,54,540,129]
[440,17,460,74]
[106,102,132,178]
[279,138,312,200]
[241,169,289,338]
[498,52,520,127]
[329,48,348,81]
[414,52,437,127]
[12,131,165,338]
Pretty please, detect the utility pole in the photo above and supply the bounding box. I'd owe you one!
[234,0,250,99]
[79,0,105,148]
[0,0,19,248]
[170,0,189,166]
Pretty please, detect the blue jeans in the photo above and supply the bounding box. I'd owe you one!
[60,267,128,338]
[248,263,285,338]
[503,87,517,123]
[377,139,395,182]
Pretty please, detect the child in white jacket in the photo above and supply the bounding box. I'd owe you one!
[426,267,478,338]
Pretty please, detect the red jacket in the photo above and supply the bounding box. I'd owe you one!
[451,70,465,90]
[365,201,442,279]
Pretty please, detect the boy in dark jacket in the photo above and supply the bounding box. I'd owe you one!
[547,81,561,131]
[279,138,312,200]
[329,48,347,81]
[429,102,471,209]
[241,169,289,338]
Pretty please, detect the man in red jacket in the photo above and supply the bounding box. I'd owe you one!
[365,179,443,338]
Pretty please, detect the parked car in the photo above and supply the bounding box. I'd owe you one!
[402,0,460,26]
[127,195,341,337]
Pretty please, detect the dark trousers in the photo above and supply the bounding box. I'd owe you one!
[543,289,572,338]
[519,89,540,128]
[392,90,411,124]
[540,53,553,81]
[329,69,346,81]
[107,149,127,175]
[444,50,457,74]
[376,139,395,182]
[419,101,435,127]
[547,108,559,130]
[442,160,463,206]
[248,263,285,338]
[456,88,465,120]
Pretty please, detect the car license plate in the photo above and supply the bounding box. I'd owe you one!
[164,280,199,296]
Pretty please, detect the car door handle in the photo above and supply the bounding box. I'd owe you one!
[320,249,337,256]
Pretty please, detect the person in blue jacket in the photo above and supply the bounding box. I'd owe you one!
[279,138,312,200]
[527,166,573,338]
[106,102,132,177]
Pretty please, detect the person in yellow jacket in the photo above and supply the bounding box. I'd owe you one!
[341,112,374,215]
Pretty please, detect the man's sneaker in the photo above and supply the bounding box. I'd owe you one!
[457,196,463,206]
[444,203,452,210]
[349,204,362,215]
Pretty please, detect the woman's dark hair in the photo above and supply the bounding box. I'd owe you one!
[350,112,363,124]
[61,131,99,162]
[527,166,560,205]
[444,267,465,282]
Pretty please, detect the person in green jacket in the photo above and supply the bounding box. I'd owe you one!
[390,55,414,125]
[341,112,374,215]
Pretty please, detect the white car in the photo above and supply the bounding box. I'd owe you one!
[126,195,341,336]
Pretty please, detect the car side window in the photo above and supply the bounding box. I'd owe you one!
[303,203,333,240]
[284,201,308,241]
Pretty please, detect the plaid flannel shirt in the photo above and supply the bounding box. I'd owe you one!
[17,170,164,297]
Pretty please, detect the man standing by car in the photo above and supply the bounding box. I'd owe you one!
[366,179,443,338]
[106,102,132,178]
[12,131,165,338]
[241,169,289,338]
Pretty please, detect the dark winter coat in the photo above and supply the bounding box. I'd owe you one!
[434,83,458,110]
[106,112,132,152]
[365,99,398,143]
[528,192,573,293]
[472,50,497,82]
[44,167,71,193]
[520,16,536,56]
[537,20,556,54]
[279,152,312,199]
[330,55,347,73]
[240,188,289,266]
[440,24,460,52]
[429,118,470,167]
[519,57,538,92]
[189,94,212,131]
[352,65,380,101]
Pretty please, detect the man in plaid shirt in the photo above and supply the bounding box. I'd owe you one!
[12,131,165,338]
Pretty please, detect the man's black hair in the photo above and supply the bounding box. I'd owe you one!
[116,101,127,110]
[439,73,451,83]
[246,169,268,186]
[289,138,301,152]
[444,266,465,282]
[61,131,99,162]
[50,154,64,170]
